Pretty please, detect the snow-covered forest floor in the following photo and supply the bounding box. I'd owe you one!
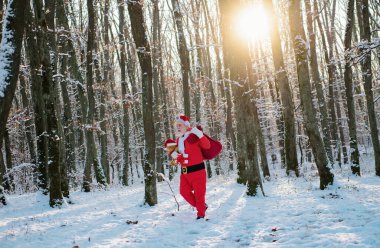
[1,156,380,247]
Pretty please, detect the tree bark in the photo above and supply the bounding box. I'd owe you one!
[83,0,106,192]
[152,0,165,181]
[304,0,334,166]
[127,0,157,206]
[117,0,130,186]
[357,0,380,176]
[288,0,334,189]
[171,0,191,117]
[33,0,63,206]
[263,0,299,176]
[19,73,36,165]
[99,0,111,184]
[219,0,262,195]
[25,5,49,194]
[0,0,27,205]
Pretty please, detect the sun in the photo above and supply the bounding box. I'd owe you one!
[233,4,269,42]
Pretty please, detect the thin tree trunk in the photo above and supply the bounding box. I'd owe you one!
[171,0,191,117]
[33,0,63,206]
[99,0,111,184]
[19,73,36,165]
[219,0,262,195]
[263,0,299,176]
[0,146,6,204]
[117,0,130,186]
[25,5,49,194]
[83,0,106,192]
[219,0,247,184]
[152,0,165,181]
[357,0,380,176]
[0,0,27,206]
[305,0,334,165]
[3,129,13,191]
[127,0,157,205]
[288,0,334,189]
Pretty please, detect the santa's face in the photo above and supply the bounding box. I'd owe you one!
[175,122,188,137]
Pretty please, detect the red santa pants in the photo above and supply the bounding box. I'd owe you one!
[179,168,207,217]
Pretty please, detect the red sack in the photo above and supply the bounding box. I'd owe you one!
[201,133,223,160]
[185,125,222,160]
[195,125,222,160]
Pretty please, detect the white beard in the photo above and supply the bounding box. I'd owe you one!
[178,131,190,154]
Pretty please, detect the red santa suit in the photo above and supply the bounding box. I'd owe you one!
[176,130,211,218]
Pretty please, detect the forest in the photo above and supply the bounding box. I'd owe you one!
[0,0,380,245]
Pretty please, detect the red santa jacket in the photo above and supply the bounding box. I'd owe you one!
[176,134,211,167]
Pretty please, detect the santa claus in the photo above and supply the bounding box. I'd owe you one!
[165,115,222,220]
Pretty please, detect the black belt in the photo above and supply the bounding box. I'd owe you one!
[181,163,205,174]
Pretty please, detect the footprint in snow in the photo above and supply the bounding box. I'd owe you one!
[188,229,200,234]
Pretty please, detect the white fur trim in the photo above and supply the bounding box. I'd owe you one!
[191,127,204,138]
[178,132,190,154]
[176,117,190,126]
[171,151,178,159]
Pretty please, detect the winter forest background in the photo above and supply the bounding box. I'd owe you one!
[0,0,380,246]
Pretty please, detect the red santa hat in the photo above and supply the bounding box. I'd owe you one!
[164,139,177,150]
[176,115,190,126]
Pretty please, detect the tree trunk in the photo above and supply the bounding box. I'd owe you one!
[304,0,334,166]
[322,0,340,164]
[99,0,111,184]
[3,129,13,191]
[33,0,64,206]
[127,0,157,206]
[25,5,49,194]
[249,55,270,179]
[171,0,191,117]
[357,0,380,176]
[288,0,334,189]
[19,73,36,165]
[0,147,6,204]
[152,0,165,181]
[0,0,27,204]
[263,0,299,176]
[83,0,106,192]
[343,0,360,175]
[117,0,130,186]
[219,0,262,195]
[219,0,247,183]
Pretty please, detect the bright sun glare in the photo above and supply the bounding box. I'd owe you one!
[234,5,269,42]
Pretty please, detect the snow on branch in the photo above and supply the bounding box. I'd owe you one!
[0,0,15,98]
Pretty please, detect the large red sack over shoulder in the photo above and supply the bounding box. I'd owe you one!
[186,125,222,160]
[201,133,223,160]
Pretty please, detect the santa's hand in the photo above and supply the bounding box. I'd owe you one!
[190,126,204,138]
[176,154,184,164]
[170,151,179,159]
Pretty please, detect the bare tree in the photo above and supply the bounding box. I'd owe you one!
[288,0,334,189]
[127,0,157,206]
[0,0,27,205]
[171,0,191,117]
[83,0,107,192]
[343,0,360,175]
[357,0,380,176]
[117,0,130,186]
[263,0,299,176]
[304,0,333,165]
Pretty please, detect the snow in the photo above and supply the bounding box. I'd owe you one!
[1,165,380,247]
[0,0,15,98]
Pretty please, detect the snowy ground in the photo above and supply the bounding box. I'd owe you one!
[1,163,380,247]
